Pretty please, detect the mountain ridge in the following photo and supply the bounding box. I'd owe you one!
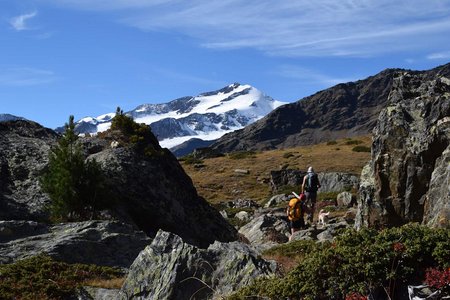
[211,63,450,152]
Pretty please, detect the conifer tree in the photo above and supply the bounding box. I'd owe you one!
[41,116,108,221]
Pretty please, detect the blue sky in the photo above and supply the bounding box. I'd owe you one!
[1,0,450,129]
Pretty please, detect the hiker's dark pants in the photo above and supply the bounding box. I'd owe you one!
[305,191,317,220]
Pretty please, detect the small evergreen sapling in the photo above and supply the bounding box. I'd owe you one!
[40,115,108,221]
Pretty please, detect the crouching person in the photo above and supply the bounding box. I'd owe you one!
[287,193,306,241]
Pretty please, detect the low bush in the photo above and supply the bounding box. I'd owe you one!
[110,107,162,157]
[345,139,363,145]
[327,140,338,145]
[228,224,450,300]
[0,255,123,300]
[352,145,371,152]
[228,151,256,160]
[179,154,204,165]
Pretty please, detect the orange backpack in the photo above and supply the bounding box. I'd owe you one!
[288,197,303,221]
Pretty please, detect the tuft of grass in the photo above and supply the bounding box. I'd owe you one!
[352,145,371,152]
[84,277,125,289]
[345,139,363,145]
[228,151,256,160]
[179,154,204,165]
[283,152,295,159]
[0,255,124,300]
[327,140,338,145]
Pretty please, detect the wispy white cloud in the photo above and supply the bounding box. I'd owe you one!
[274,65,357,87]
[426,51,450,60]
[0,67,57,86]
[151,68,224,87]
[41,0,450,57]
[9,11,38,31]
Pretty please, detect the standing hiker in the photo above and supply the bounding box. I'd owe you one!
[302,166,321,224]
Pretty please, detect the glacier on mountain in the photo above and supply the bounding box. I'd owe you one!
[70,83,286,149]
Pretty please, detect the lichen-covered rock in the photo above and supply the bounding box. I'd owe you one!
[357,66,450,228]
[0,220,150,268]
[0,120,58,221]
[318,172,359,193]
[337,191,353,207]
[270,169,359,194]
[238,209,289,251]
[422,146,450,228]
[264,194,290,208]
[0,220,48,243]
[118,230,277,300]
[89,142,237,247]
[269,169,305,191]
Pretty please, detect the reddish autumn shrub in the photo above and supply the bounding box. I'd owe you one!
[425,267,450,290]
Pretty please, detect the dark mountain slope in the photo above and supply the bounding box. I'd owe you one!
[212,63,449,152]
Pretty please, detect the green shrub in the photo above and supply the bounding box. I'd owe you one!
[263,239,319,259]
[228,224,450,300]
[352,145,371,152]
[110,107,161,156]
[317,191,340,201]
[345,139,363,145]
[276,185,302,196]
[228,151,256,160]
[179,154,204,165]
[40,116,111,222]
[327,140,338,145]
[0,255,123,300]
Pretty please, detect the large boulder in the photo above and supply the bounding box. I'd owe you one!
[118,230,277,300]
[357,67,450,228]
[87,134,237,247]
[238,209,290,251]
[0,120,58,221]
[0,220,150,268]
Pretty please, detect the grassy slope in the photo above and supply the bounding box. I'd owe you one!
[180,135,372,204]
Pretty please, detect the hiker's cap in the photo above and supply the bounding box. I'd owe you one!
[307,166,314,173]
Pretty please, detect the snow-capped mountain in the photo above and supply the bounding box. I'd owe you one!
[70,83,286,149]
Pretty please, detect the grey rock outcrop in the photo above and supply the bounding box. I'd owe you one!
[0,120,58,221]
[357,66,450,228]
[270,169,359,194]
[337,191,354,207]
[118,230,277,300]
[264,194,290,208]
[318,172,359,193]
[0,220,150,268]
[270,169,305,191]
[238,209,290,251]
[88,137,237,247]
[0,120,237,248]
[422,147,450,228]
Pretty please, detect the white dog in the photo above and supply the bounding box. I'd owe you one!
[318,209,330,226]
